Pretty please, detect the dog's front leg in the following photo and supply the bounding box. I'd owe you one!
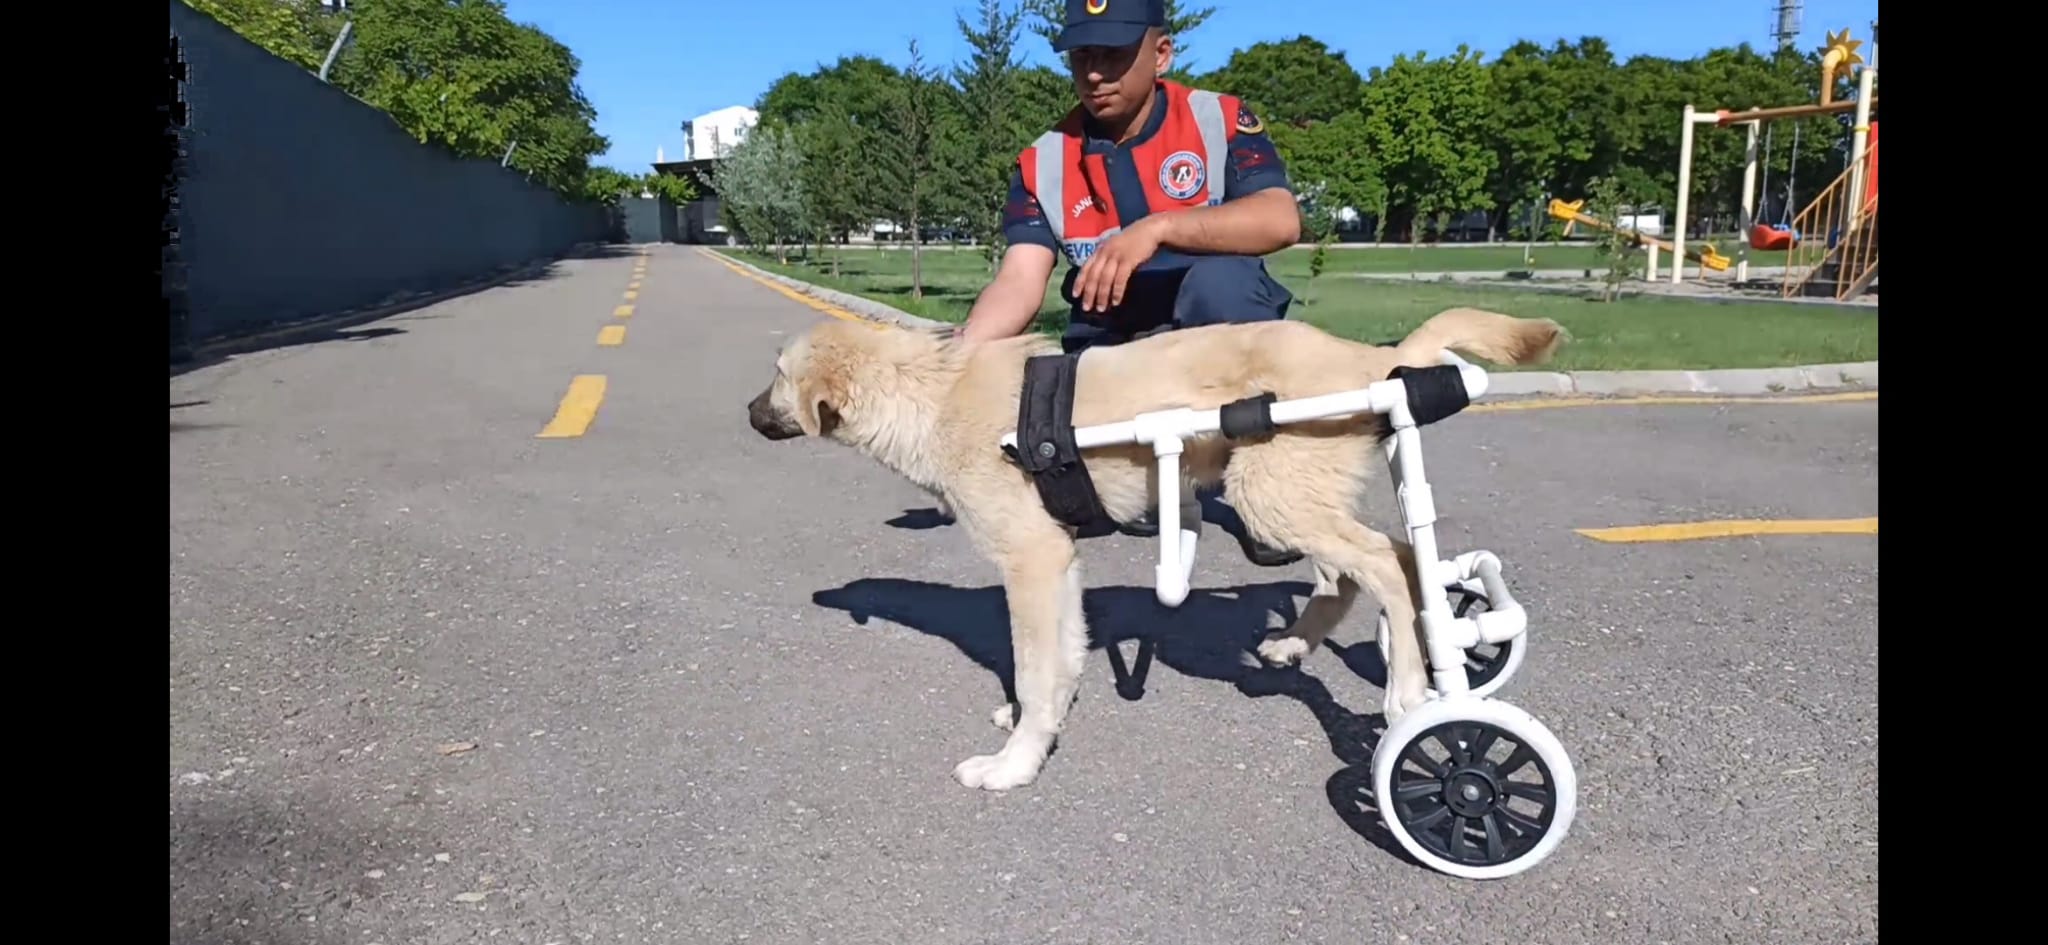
[956,552,1086,791]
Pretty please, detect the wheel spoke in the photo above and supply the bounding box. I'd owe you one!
[1502,780,1552,804]
[1394,778,1440,803]
[1445,814,1470,857]
[1467,726,1500,761]
[1434,726,1474,765]
[1409,799,1451,828]
[1497,803,1546,835]
[1401,739,1443,777]
[1499,743,1538,778]
[1482,810,1509,861]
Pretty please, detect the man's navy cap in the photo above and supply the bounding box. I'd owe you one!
[1052,0,1166,52]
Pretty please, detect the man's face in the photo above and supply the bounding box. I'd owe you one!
[1066,30,1171,123]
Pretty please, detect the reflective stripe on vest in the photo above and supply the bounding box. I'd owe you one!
[1030,89,1231,264]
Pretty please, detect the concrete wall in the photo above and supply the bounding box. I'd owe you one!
[168,1,616,346]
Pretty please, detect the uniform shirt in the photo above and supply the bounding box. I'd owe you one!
[1002,82,1293,272]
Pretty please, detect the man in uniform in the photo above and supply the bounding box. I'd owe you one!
[954,0,1305,565]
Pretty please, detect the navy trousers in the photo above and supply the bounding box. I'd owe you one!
[1059,254,1294,354]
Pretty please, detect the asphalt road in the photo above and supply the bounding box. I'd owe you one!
[170,246,1878,945]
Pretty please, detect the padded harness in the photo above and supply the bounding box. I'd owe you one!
[1004,355,1473,534]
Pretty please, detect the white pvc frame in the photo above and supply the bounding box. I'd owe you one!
[997,350,1529,702]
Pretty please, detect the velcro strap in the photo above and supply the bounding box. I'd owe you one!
[1219,392,1277,439]
[1387,364,1471,426]
[1010,354,1112,531]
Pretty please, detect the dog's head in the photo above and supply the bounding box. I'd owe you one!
[748,323,845,441]
[750,318,950,443]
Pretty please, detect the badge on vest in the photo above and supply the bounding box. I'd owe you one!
[1159,150,1206,200]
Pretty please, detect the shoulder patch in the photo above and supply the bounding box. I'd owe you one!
[1234,106,1264,135]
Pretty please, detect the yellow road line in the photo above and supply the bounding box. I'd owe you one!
[613,304,634,318]
[597,325,626,346]
[700,249,884,331]
[628,279,642,291]
[624,289,638,301]
[537,374,608,438]
[1471,390,1875,413]
[1576,517,1877,543]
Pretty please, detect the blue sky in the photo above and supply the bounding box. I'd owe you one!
[498,0,1879,172]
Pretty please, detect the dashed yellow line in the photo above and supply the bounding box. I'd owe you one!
[701,249,885,331]
[537,374,607,438]
[597,325,626,346]
[1575,517,1877,543]
[623,289,638,301]
[613,304,634,318]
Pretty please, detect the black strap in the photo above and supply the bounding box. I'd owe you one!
[1006,354,1115,534]
[1387,364,1471,426]
[1219,392,1277,439]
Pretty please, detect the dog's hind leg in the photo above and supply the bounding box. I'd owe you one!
[1256,559,1360,667]
[956,540,1086,791]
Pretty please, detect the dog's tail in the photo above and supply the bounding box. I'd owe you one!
[1389,307,1567,369]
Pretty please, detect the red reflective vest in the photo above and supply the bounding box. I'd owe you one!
[1017,80,1245,268]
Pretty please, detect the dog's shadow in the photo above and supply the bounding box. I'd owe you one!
[886,491,1257,539]
[810,577,1416,865]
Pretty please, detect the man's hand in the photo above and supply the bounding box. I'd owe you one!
[1071,216,1167,313]
[957,243,1058,343]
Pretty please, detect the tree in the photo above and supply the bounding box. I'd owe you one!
[951,0,1035,268]
[874,39,967,300]
[1359,46,1497,243]
[1268,111,1384,238]
[181,0,338,71]
[1195,35,1365,129]
[329,0,609,196]
[712,125,808,262]
[791,101,881,275]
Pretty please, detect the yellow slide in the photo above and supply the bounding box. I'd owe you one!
[1547,198,1731,272]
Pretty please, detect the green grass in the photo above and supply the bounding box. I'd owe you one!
[726,245,1875,372]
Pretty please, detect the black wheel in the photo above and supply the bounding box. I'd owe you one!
[1449,587,1515,692]
[1378,584,1527,698]
[1374,699,1575,878]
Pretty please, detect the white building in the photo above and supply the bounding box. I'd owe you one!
[680,105,758,162]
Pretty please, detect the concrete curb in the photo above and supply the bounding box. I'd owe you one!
[707,249,950,331]
[176,241,615,375]
[707,250,1878,397]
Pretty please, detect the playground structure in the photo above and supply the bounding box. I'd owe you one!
[1668,23,1878,300]
[1544,22,1878,302]
[1546,197,1732,276]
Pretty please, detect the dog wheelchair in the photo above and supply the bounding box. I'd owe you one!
[998,350,1577,880]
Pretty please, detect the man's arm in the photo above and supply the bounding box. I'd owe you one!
[958,168,1060,342]
[1147,101,1301,255]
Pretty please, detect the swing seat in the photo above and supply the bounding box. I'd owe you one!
[1748,223,1798,251]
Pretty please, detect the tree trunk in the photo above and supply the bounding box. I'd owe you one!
[909,210,923,301]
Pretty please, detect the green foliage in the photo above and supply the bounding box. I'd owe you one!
[183,0,609,202]
[1585,175,1643,301]
[1359,46,1497,241]
[182,0,338,71]
[711,125,809,263]
[1197,35,1364,128]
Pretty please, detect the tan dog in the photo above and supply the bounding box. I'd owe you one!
[747,308,1565,791]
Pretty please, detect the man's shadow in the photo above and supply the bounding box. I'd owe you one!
[810,576,1417,866]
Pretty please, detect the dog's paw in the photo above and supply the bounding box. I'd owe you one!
[989,703,1017,732]
[1256,634,1313,667]
[1382,685,1430,724]
[952,750,1040,791]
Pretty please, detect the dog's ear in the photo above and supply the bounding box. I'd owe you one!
[794,372,844,437]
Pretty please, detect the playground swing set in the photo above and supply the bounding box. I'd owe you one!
[1546,23,1879,300]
